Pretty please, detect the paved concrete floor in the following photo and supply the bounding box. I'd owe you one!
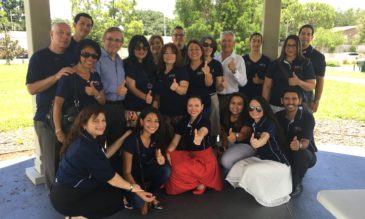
[1,145,365,219]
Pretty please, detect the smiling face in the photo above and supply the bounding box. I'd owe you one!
[229,96,244,116]
[202,38,213,57]
[150,38,163,55]
[140,112,160,135]
[50,23,72,50]
[74,16,93,40]
[220,33,235,54]
[79,46,98,69]
[248,99,264,122]
[187,97,204,119]
[281,92,301,113]
[285,39,297,59]
[250,35,262,52]
[299,27,313,49]
[163,47,176,65]
[134,42,148,62]
[188,43,202,62]
[172,28,185,48]
[103,31,123,56]
[83,113,106,138]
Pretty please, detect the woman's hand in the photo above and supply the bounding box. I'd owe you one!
[55,129,66,143]
[135,191,155,202]
[85,81,99,96]
[170,78,179,91]
[227,128,236,143]
[156,149,165,165]
[193,129,204,145]
[145,90,153,104]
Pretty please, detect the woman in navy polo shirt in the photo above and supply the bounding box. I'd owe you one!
[165,96,223,195]
[262,35,315,113]
[122,107,171,215]
[53,39,106,144]
[186,40,213,118]
[50,105,154,218]
[154,43,189,143]
[124,35,157,115]
[220,92,255,172]
[241,32,271,100]
[226,96,292,207]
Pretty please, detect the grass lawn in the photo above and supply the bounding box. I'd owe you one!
[0,64,364,131]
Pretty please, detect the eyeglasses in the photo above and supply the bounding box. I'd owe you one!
[202,42,213,48]
[173,33,185,37]
[105,37,123,43]
[81,52,99,59]
[135,46,148,51]
[249,106,263,113]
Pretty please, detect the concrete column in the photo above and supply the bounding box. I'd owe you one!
[262,0,281,60]
[24,0,51,185]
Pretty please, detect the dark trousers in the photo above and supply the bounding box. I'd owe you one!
[50,183,125,218]
[291,149,316,188]
[34,120,60,191]
[127,164,171,208]
[104,102,125,175]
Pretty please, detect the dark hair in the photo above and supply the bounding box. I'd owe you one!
[102,27,123,41]
[187,95,203,105]
[73,12,93,27]
[279,34,304,61]
[200,36,218,58]
[172,26,185,35]
[136,107,166,154]
[187,40,204,62]
[75,39,101,64]
[61,105,105,154]
[281,86,302,99]
[250,96,288,151]
[249,32,263,41]
[299,24,314,35]
[221,92,249,133]
[157,43,184,73]
[149,35,164,46]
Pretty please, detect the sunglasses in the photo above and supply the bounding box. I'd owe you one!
[81,52,99,59]
[249,106,263,113]
[135,46,148,51]
[202,42,213,48]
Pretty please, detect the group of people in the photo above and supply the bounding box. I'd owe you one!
[26,12,325,218]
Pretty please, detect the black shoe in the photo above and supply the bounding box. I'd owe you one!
[290,184,303,198]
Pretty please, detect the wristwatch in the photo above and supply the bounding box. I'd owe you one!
[128,184,134,192]
[235,132,239,142]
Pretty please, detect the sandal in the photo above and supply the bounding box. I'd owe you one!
[152,200,164,210]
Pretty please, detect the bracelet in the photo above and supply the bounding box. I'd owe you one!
[235,132,239,142]
[128,184,134,192]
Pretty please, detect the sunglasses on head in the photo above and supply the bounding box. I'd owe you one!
[202,42,213,48]
[81,52,99,59]
[249,106,263,113]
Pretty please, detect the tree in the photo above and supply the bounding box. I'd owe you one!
[0,31,24,64]
[135,10,171,36]
[312,28,344,53]
[357,10,365,44]
[335,8,363,27]
[1,0,25,31]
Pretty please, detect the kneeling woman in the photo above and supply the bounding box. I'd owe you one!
[226,96,292,207]
[122,107,171,214]
[50,105,154,218]
[165,96,223,195]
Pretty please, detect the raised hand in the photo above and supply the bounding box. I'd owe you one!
[202,61,211,75]
[170,78,179,91]
[155,149,165,165]
[288,72,300,86]
[290,136,300,151]
[252,73,261,84]
[250,133,260,149]
[85,81,99,97]
[117,80,128,96]
[227,128,236,143]
[193,129,204,145]
[228,58,236,73]
[145,90,153,104]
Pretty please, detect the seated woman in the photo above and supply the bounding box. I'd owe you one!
[53,39,106,144]
[220,92,255,172]
[165,96,223,195]
[122,107,171,215]
[226,96,292,207]
[50,105,154,218]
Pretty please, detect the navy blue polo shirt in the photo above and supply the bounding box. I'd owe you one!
[303,45,326,102]
[64,37,79,66]
[55,133,115,188]
[275,107,317,153]
[252,117,289,165]
[122,132,157,176]
[241,54,271,99]
[207,59,224,94]
[175,114,211,151]
[155,67,189,116]
[124,60,156,111]
[26,47,70,121]
[186,62,211,108]
[55,72,103,109]
[266,58,315,106]
[220,115,252,144]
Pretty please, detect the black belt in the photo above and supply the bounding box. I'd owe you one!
[217,93,232,97]
[106,100,124,105]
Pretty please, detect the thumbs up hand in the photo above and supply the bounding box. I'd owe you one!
[250,133,260,149]
[193,129,204,146]
[290,136,301,151]
[155,149,165,165]
[202,61,211,75]
[170,78,179,91]
[227,128,236,143]
[85,81,98,97]
[288,72,300,86]
[145,90,153,104]
[252,73,261,84]
[228,58,236,73]
[117,80,128,96]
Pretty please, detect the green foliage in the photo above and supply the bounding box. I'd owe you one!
[357,11,365,44]
[135,10,166,36]
[0,0,25,31]
[0,31,24,64]
[335,8,363,26]
[325,59,341,67]
[312,28,344,53]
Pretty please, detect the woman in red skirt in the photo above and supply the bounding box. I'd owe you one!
[165,96,223,195]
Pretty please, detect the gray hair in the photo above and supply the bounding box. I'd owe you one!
[220,31,235,41]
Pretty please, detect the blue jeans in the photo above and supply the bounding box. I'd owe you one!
[127,163,171,208]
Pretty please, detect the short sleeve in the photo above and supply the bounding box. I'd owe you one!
[176,67,189,82]
[174,116,188,135]
[55,74,72,98]
[266,61,276,79]
[303,60,316,80]
[26,53,42,84]
[122,134,138,155]
[299,113,315,140]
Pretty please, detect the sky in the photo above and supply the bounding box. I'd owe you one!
[50,0,365,20]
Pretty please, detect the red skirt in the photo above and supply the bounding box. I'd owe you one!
[165,147,223,195]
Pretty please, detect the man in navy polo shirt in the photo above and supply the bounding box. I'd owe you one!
[299,24,326,113]
[275,87,317,198]
[26,22,73,190]
[171,26,188,64]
